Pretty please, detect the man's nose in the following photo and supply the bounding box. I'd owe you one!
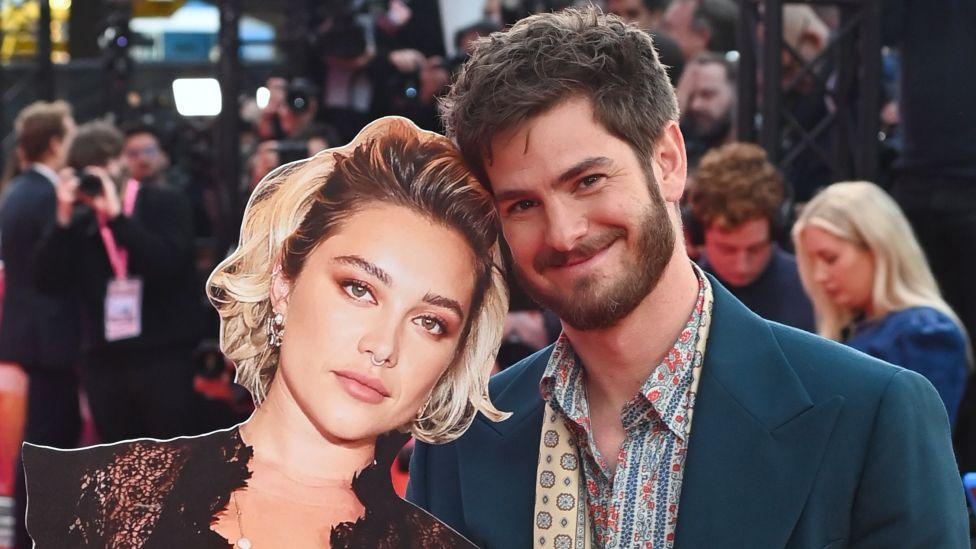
[543,201,587,252]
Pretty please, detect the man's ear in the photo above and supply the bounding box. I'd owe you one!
[651,120,688,203]
[269,266,292,316]
[47,136,63,159]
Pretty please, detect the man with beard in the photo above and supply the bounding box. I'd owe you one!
[678,52,735,170]
[408,8,967,549]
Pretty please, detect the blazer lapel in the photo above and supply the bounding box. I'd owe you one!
[456,349,551,548]
[675,279,843,548]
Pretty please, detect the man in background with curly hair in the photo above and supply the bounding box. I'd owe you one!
[690,143,814,331]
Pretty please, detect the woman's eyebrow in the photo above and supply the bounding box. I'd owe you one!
[333,255,393,286]
[423,293,465,320]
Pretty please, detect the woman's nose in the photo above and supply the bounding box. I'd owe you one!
[357,317,400,367]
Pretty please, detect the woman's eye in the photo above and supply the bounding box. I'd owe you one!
[342,281,374,302]
[415,315,446,336]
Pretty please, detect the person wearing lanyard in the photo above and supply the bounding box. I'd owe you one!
[34,120,202,445]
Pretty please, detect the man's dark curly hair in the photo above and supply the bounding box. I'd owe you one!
[441,6,679,189]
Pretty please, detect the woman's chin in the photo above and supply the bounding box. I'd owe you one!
[311,414,389,445]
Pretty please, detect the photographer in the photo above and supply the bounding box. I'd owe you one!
[316,0,447,139]
[255,76,320,142]
[33,121,201,443]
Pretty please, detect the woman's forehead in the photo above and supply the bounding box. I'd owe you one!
[311,205,477,308]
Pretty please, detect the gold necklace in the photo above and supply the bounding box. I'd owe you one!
[232,491,253,549]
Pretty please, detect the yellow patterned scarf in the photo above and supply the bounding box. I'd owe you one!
[534,401,590,548]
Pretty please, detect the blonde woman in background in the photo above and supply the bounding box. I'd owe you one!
[793,181,970,426]
[22,117,507,548]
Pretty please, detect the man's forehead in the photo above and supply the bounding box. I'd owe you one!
[487,130,597,185]
[489,101,604,157]
[483,97,630,188]
[126,133,157,145]
[708,218,771,240]
[697,63,730,84]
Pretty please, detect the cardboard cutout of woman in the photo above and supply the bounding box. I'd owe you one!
[22,117,509,548]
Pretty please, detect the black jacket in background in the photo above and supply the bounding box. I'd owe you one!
[883,0,976,179]
[0,168,81,370]
[698,246,816,333]
[33,181,202,357]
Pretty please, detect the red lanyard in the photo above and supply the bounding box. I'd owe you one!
[97,179,140,280]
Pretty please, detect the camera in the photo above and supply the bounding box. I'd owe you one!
[77,170,104,198]
[274,140,309,165]
[285,78,319,113]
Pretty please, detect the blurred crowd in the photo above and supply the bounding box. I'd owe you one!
[2,0,976,547]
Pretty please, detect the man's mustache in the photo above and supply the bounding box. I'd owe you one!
[533,228,626,271]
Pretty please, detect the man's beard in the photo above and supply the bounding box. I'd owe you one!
[684,109,732,146]
[512,177,676,331]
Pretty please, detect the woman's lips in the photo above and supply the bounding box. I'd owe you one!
[334,370,390,404]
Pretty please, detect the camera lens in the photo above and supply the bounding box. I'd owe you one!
[78,172,103,198]
[285,78,318,113]
[287,90,309,113]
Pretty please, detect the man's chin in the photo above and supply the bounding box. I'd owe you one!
[723,274,759,288]
[526,282,645,331]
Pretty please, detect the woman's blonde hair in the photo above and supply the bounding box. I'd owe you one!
[792,182,969,360]
[207,117,510,443]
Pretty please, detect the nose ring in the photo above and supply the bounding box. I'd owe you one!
[369,353,388,367]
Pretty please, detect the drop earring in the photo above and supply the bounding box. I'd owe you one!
[267,312,285,348]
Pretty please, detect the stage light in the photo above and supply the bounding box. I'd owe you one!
[256,86,270,109]
[172,78,222,116]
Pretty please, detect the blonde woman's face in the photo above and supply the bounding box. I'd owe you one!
[799,225,875,313]
[272,204,476,443]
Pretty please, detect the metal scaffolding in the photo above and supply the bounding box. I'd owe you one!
[215,0,243,257]
[736,0,882,189]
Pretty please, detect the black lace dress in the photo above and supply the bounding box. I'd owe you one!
[23,426,474,548]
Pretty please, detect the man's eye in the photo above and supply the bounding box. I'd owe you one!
[508,200,538,214]
[579,174,604,188]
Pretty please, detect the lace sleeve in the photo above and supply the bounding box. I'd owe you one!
[24,439,190,548]
[330,498,477,548]
[329,431,477,548]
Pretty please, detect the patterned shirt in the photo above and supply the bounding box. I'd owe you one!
[539,270,712,548]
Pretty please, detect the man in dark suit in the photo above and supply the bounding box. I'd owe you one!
[0,101,81,549]
[408,9,968,548]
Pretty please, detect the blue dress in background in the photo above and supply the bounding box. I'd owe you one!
[845,306,968,426]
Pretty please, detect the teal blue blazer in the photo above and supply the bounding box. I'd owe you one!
[408,277,969,548]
